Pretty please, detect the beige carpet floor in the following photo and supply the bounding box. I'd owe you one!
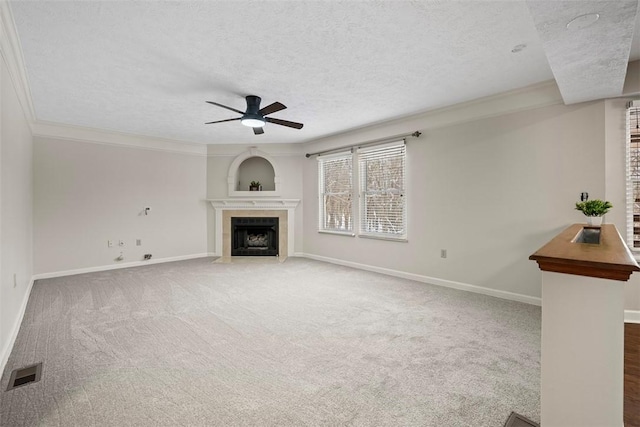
[0,257,540,426]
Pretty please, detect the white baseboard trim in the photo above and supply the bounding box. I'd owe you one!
[300,253,542,306]
[625,310,640,323]
[32,253,214,280]
[0,277,35,376]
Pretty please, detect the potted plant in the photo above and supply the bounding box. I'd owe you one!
[575,199,612,226]
[249,180,262,191]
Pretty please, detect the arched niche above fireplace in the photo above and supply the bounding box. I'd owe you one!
[227,148,281,197]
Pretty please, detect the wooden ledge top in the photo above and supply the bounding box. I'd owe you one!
[529,224,640,281]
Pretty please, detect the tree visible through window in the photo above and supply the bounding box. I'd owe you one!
[317,141,407,240]
[359,143,406,237]
[318,154,353,232]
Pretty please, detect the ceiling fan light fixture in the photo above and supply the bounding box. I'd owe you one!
[241,116,266,128]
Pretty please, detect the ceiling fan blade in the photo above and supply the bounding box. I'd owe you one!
[253,127,265,135]
[259,102,287,116]
[266,117,304,129]
[205,117,241,124]
[206,101,244,115]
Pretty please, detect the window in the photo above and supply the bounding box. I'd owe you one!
[359,143,406,238]
[318,153,353,232]
[627,105,640,248]
[317,141,407,240]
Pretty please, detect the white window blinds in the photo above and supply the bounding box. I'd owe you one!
[358,142,406,238]
[318,153,353,232]
[628,106,640,249]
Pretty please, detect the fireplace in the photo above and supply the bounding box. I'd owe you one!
[208,199,300,259]
[231,217,279,256]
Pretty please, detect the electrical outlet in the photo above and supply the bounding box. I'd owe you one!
[119,240,125,247]
[136,239,142,246]
[13,273,17,288]
[441,249,447,258]
[108,240,113,248]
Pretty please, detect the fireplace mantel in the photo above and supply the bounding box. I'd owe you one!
[208,199,300,210]
[207,199,300,257]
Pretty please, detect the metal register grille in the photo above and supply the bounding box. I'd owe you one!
[6,362,42,391]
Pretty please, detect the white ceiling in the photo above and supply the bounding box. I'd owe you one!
[8,0,640,145]
[527,0,638,104]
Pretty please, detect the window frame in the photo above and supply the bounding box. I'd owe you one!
[316,141,407,242]
[317,151,355,235]
[357,142,408,241]
[626,105,640,251]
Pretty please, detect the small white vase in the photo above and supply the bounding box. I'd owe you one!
[587,216,603,226]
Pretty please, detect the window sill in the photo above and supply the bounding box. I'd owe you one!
[318,230,356,237]
[317,230,408,242]
[359,234,408,242]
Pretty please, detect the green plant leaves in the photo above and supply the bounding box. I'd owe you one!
[575,199,612,216]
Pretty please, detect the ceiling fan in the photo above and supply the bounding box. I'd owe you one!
[205,95,304,135]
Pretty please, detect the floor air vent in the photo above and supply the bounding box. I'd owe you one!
[6,362,42,391]
[503,412,539,427]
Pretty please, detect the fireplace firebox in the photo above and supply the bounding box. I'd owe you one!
[231,217,279,256]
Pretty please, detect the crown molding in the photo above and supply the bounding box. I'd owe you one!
[0,2,567,157]
[0,1,258,156]
[207,150,305,158]
[0,1,207,158]
[207,151,303,158]
[303,80,564,150]
[0,1,36,124]
[206,143,304,157]
[32,120,208,156]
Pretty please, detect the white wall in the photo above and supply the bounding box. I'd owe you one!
[0,48,33,370]
[33,138,208,274]
[302,92,606,300]
[206,144,304,254]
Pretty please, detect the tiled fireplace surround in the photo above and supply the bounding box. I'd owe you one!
[208,200,300,259]
[209,148,300,259]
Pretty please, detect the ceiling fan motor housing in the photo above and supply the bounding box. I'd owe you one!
[245,96,262,114]
[242,96,265,126]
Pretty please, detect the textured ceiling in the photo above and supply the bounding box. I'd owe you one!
[8,1,639,145]
[527,0,638,104]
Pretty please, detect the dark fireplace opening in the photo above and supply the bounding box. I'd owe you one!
[231,217,279,256]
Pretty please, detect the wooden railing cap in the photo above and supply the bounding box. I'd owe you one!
[529,224,640,281]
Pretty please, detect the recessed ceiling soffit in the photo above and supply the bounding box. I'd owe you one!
[526,0,639,104]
